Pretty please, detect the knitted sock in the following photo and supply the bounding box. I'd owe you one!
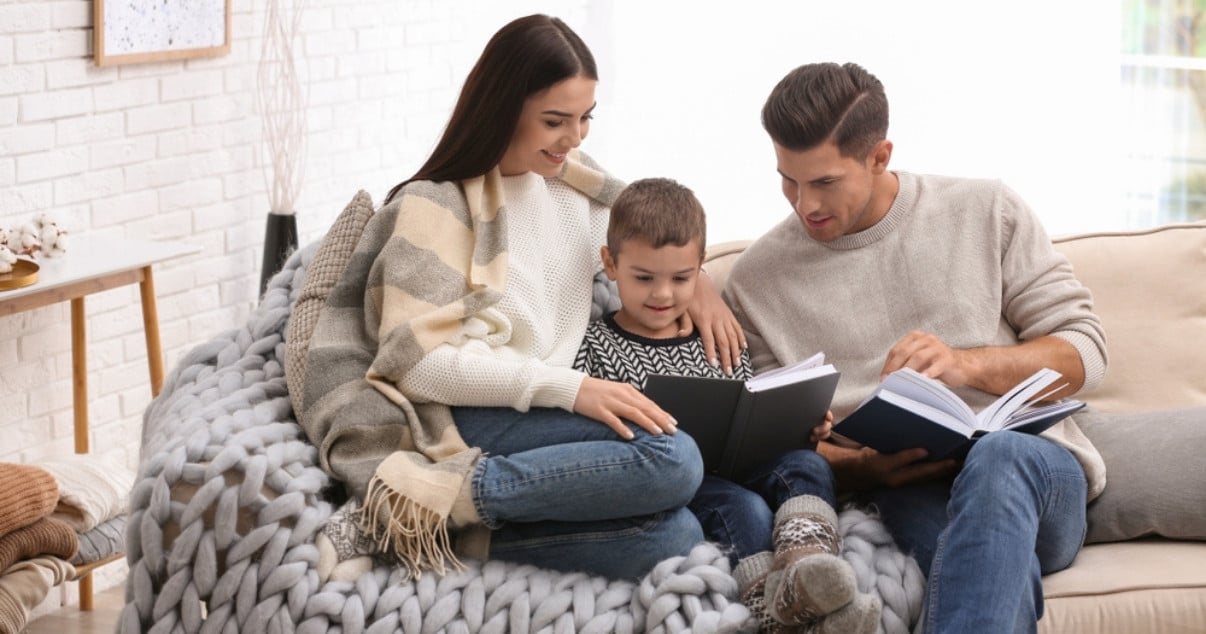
[734,551,807,634]
[764,495,857,624]
[448,469,481,528]
[316,499,383,583]
[804,592,882,634]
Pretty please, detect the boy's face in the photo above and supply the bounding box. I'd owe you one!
[602,238,703,339]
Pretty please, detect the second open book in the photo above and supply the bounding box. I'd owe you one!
[833,367,1086,460]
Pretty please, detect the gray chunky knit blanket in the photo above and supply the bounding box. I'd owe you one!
[121,242,923,633]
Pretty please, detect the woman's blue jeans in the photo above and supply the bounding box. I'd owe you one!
[862,431,1087,633]
[452,406,706,580]
[688,449,837,565]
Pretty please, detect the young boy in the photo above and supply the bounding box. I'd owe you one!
[574,178,880,633]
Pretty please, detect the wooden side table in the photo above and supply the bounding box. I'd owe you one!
[0,237,200,610]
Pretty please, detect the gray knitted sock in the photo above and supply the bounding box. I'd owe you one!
[765,495,857,624]
[805,592,882,634]
[735,551,808,634]
[316,499,386,583]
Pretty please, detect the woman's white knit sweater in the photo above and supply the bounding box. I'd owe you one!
[399,172,609,412]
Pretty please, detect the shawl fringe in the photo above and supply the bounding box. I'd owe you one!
[360,474,463,577]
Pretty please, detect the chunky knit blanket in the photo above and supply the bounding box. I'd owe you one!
[122,236,924,633]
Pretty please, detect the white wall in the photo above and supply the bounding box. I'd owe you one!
[591,0,1123,241]
[0,0,586,606]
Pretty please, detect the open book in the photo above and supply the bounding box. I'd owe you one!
[644,352,840,478]
[832,367,1086,461]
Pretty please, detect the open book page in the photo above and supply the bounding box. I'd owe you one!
[874,390,975,433]
[974,367,1064,431]
[1000,399,1086,432]
[746,351,832,392]
[876,368,978,427]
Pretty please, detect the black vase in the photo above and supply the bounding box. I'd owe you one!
[260,212,299,297]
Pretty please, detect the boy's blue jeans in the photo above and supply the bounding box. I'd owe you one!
[862,431,1087,634]
[452,406,706,580]
[688,449,838,565]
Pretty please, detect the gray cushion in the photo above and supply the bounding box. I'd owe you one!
[1079,406,1206,543]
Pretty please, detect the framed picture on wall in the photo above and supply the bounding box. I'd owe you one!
[94,0,232,66]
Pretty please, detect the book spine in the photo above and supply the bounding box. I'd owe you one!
[718,389,757,478]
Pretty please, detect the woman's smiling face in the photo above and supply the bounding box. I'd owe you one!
[498,75,597,177]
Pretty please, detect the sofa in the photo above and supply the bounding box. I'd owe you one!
[701,221,1206,634]
[121,213,1205,633]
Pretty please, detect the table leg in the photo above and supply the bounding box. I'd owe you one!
[139,266,165,397]
[70,297,96,610]
[70,298,88,454]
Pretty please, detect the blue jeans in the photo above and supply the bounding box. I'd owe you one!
[689,449,837,565]
[452,406,706,580]
[862,431,1087,634]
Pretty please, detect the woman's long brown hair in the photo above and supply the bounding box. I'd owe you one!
[384,15,597,203]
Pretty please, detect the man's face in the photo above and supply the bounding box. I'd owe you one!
[773,140,887,242]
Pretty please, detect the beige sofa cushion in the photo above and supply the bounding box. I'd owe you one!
[1039,540,1206,634]
[1051,222,1206,413]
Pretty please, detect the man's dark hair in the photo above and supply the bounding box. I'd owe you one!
[761,62,889,159]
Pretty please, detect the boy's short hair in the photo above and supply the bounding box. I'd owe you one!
[607,177,706,258]
[761,62,889,160]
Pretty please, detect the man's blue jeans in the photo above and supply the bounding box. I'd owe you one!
[862,431,1087,633]
[688,449,837,565]
[452,406,706,580]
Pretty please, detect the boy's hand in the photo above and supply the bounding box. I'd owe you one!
[573,376,678,439]
[683,270,746,375]
[810,410,834,443]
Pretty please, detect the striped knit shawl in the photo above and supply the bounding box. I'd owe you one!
[296,151,624,577]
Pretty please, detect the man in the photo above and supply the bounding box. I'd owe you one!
[724,61,1108,632]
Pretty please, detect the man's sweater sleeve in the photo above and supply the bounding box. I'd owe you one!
[998,185,1108,391]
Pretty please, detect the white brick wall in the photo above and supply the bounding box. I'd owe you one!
[1,0,589,610]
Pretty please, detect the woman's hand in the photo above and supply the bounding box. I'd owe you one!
[573,376,678,439]
[810,410,835,443]
[680,270,746,375]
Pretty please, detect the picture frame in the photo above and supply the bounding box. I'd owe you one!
[94,0,231,67]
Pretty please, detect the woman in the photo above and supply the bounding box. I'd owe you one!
[297,14,744,580]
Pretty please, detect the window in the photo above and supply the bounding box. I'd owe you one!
[1120,0,1206,225]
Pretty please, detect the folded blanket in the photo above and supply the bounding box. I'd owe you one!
[0,516,78,574]
[38,452,135,533]
[0,556,75,634]
[71,513,126,566]
[0,464,58,539]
